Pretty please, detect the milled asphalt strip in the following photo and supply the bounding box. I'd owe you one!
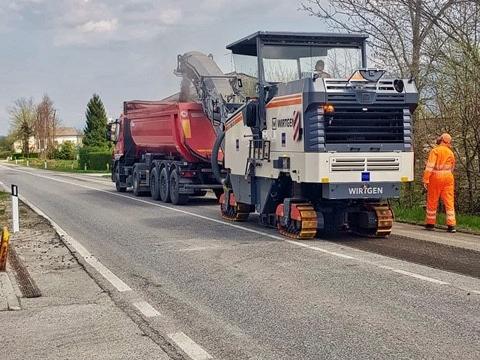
[169,332,213,360]
[0,166,476,292]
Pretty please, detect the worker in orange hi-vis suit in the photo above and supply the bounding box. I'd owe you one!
[423,133,456,233]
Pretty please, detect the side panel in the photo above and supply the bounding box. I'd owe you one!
[230,174,255,205]
[264,94,304,154]
[224,113,252,176]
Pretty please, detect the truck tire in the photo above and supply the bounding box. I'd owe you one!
[169,169,189,205]
[159,167,171,203]
[213,188,223,200]
[115,165,126,193]
[150,168,161,200]
[133,170,142,197]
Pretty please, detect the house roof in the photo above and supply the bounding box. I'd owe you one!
[55,127,83,137]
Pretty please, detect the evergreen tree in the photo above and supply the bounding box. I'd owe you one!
[83,94,109,149]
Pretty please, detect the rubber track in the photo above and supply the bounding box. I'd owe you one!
[221,203,250,222]
[278,203,317,240]
[351,203,394,238]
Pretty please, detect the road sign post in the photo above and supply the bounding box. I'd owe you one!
[11,185,19,233]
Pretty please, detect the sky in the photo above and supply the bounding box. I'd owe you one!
[0,0,329,135]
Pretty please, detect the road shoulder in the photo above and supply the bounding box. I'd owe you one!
[0,190,169,360]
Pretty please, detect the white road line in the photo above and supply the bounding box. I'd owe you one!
[0,179,132,293]
[133,301,161,318]
[392,269,449,285]
[0,166,472,291]
[168,332,212,360]
[0,166,354,259]
[285,240,355,259]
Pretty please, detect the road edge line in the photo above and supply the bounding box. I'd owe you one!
[13,192,132,293]
[168,332,213,360]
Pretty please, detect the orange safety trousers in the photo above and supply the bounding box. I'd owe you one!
[423,144,456,226]
[425,173,455,226]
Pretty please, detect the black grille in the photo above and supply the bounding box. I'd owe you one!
[325,106,404,144]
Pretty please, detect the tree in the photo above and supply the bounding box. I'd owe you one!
[301,0,480,214]
[35,95,60,159]
[0,135,14,151]
[57,141,77,160]
[83,94,109,149]
[9,98,36,156]
[301,0,457,91]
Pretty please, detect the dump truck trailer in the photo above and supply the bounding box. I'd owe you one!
[108,100,222,204]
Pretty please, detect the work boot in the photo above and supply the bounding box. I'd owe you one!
[425,224,435,231]
[447,226,456,233]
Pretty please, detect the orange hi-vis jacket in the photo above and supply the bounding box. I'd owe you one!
[423,144,456,226]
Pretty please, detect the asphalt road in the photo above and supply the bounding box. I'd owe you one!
[1,164,479,360]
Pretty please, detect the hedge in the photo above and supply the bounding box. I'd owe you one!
[0,150,11,159]
[11,153,40,160]
[79,148,111,171]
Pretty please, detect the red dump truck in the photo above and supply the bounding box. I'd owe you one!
[108,100,223,204]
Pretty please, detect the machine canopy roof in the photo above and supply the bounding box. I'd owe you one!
[226,31,368,57]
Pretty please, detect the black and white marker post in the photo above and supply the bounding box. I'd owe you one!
[11,185,19,233]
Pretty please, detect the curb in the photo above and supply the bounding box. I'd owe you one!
[0,271,21,311]
[395,220,480,237]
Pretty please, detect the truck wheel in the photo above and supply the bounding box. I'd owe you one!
[150,168,161,200]
[169,169,189,205]
[213,188,223,200]
[159,167,171,203]
[115,166,126,193]
[133,170,141,196]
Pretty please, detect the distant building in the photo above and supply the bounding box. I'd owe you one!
[54,127,83,146]
[12,127,83,153]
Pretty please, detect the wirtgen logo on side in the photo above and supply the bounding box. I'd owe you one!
[272,117,293,129]
[348,185,384,195]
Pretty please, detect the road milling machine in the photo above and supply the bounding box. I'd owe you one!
[177,31,419,239]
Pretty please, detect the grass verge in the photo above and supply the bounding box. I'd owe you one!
[9,159,109,174]
[393,204,480,234]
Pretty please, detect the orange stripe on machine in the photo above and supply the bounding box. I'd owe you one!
[225,113,243,130]
[266,94,302,109]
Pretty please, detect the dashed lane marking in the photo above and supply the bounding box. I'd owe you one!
[0,177,215,360]
[392,269,449,285]
[168,332,213,360]
[1,166,477,293]
[285,239,355,259]
[133,301,161,318]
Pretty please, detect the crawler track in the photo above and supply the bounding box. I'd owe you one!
[277,203,317,240]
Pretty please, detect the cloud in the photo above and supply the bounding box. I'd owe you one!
[4,0,302,47]
[0,0,331,135]
[78,19,118,33]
